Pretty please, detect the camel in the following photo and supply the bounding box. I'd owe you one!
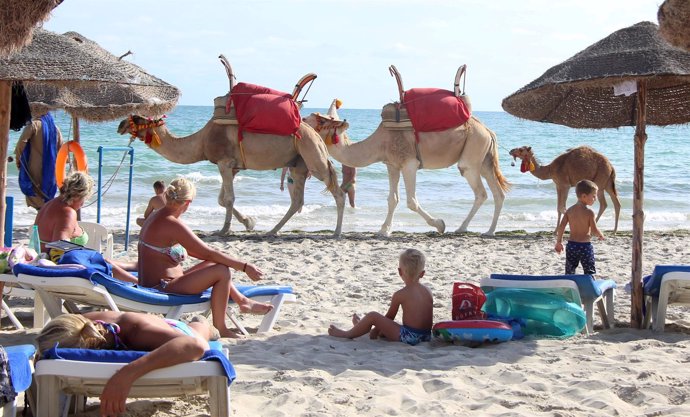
[508,145,621,233]
[118,115,345,236]
[303,101,511,237]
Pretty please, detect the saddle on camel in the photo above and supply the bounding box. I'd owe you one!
[381,64,473,140]
[212,54,317,143]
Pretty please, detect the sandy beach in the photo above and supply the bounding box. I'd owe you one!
[3,229,690,416]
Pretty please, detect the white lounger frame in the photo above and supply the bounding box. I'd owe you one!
[643,271,690,332]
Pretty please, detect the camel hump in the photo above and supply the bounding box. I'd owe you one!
[389,64,405,103]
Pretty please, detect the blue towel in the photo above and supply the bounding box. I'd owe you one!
[4,344,36,393]
[42,341,235,385]
[18,112,59,202]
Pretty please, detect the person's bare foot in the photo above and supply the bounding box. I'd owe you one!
[218,327,244,339]
[351,313,361,326]
[328,324,350,338]
[238,299,274,315]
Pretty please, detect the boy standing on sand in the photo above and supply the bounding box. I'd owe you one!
[136,180,166,226]
[555,179,605,275]
[328,248,433,345]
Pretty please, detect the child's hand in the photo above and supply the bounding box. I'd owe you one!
[598,234,605,241]
[555,242,564,254]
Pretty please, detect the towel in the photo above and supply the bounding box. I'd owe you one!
[42,341,236,385]
[18,112,59,202]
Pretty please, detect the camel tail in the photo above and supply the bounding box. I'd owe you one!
[488,128,511,193]
[321,159,339,195]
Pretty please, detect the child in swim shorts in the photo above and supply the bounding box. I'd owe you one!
[555,179,605,274]
[328,248,433,346]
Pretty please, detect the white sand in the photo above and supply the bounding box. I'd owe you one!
[3,230,690,416]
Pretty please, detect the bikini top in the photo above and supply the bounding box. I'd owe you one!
[93,320,128,350]
[140,240,188,264]
[70,230,89,247]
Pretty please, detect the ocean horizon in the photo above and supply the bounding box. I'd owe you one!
[7,105,690,237]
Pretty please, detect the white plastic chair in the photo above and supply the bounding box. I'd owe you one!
[77,221,113,259]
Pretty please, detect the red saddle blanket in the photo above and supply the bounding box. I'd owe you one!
[403,88,471,133]
[230,82,301,141]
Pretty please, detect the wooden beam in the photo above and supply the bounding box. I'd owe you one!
[631,80,647,329]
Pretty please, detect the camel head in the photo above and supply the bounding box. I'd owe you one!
[302,112,350,146]
[509,146,537,173]
[117,115,166,148]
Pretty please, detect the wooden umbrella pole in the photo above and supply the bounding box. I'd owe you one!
[0,81,11,247]
[631,80,648,328]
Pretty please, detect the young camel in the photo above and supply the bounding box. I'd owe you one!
[118,115,344,236]
[304,103,510,236]
[509,145,621,233]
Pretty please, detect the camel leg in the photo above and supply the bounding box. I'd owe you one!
[608,186,621,234]
[555,184,570,233]
[479,158,506,236]
[401,161,445,234]
[379,164,401,237]
[595,188,607,224]
[455,166,487,234]
[215,160,238,236]
[267,163,308,235]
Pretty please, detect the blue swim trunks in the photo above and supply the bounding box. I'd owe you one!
[399,325,431,346]
[565,241,596,275]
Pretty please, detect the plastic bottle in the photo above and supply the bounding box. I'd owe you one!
[29,225,41,254]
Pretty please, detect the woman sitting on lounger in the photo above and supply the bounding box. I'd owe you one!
[35,311,218,417]
[138,177,272,338]
[35,171,138,283]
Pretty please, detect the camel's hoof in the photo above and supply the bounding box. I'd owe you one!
[242,216,256,231]
[481,231,496,237]
[213,229,231,237]
[434,219,446,234]
[454,226,468,234]
[377,228,392,238]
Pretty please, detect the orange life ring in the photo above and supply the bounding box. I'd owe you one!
[55,141,88,187]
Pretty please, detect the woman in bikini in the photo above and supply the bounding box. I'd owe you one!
[138,177,272,338]
[34,171,138,283]
[35,311,218,417]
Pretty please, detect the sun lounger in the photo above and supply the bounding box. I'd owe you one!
[1,273,46,329]
[13,262,297,334]
[481,274,616,334]
[35,341,234,417]
[2,344,36,417]
[642,265,690,332]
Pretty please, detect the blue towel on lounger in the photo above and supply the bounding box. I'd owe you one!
[41,341,235,385]
[3,344,36,394]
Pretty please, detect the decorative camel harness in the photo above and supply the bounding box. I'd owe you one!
[127,116,165,148]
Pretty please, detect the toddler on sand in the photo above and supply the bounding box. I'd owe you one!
[555,179,605,275]
[328,248,433,345]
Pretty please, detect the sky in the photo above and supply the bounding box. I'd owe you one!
[43,0,663,111]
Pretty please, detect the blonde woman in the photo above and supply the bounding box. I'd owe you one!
[36,311,216,416]
[138,177,272,338]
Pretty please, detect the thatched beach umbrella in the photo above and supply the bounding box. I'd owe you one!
[0,0,63,56]
[0,28,180,245]
[502,21,690,329]
[658,0,690,51]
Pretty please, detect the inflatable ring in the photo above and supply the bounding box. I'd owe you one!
[433,320,513,344]
[55,141,88,187]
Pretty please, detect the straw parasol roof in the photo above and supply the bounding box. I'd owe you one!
[501,21,690,329]
[0,29,180,120]
[0,0,63,56]
[658,0,690,51]
[502,22,690,128]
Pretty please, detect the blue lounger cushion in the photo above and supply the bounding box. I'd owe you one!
[489,274,616,300]
[13,262,294,306]
[4,344,36,393]
[41,341,235,385]
[643,265,690,297]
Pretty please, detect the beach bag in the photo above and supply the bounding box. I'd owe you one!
[452,282,486,320]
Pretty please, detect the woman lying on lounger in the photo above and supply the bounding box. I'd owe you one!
[35,311,218,417]
[138,177,272,338]
[35,171,138,283]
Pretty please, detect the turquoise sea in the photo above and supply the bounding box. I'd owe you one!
[7,106,690,235]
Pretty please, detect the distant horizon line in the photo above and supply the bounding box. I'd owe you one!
[173,103,507,113]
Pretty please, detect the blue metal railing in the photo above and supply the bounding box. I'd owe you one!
[96,146,134,249]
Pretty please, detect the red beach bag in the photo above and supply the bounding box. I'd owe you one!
[452,282,487,320]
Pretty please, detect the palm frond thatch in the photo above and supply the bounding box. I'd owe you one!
[658,0,690,51]
[0,0,62,56]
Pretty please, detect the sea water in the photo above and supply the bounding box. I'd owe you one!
[7,106,690,234]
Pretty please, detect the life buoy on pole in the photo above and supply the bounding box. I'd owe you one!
[55,141,88,187]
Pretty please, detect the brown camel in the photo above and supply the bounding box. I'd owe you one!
[509,145,621,233]
[118,115,344,236]
[303,100,511,236]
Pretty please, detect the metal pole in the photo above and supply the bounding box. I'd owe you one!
[96,146,135,250]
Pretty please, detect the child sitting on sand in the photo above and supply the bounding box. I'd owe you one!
[328,248,433,345]
[555,179,605,275]
[136,180,166,227]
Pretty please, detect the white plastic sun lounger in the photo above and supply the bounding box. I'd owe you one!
[35,341,234,417]
[14,262,297,334]
[642,265,690,332]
